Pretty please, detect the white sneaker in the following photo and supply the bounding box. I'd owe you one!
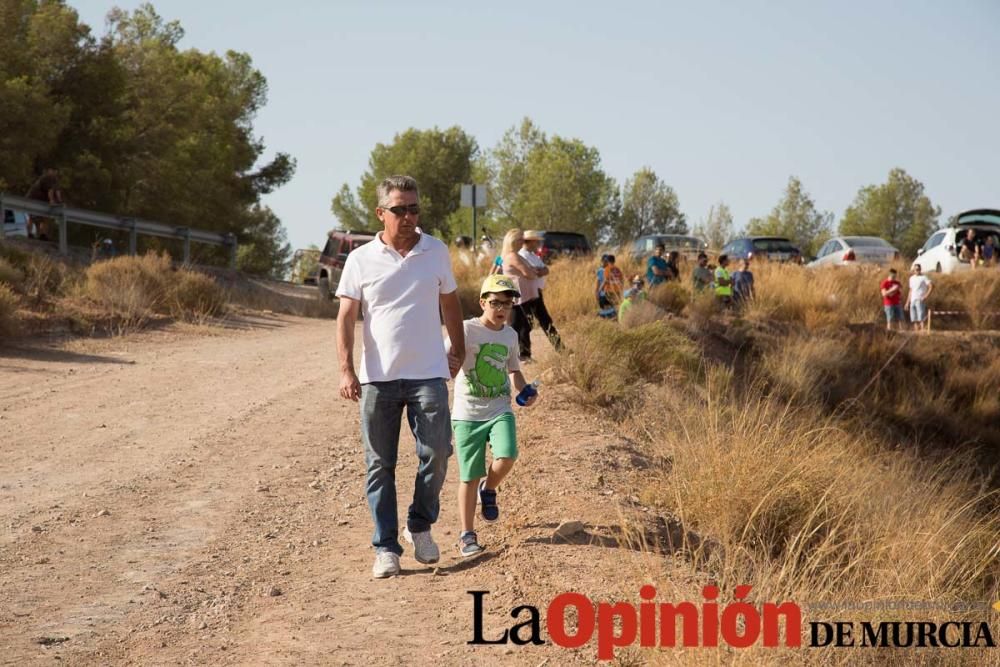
[372,550,400,578]
[402,527,440,564]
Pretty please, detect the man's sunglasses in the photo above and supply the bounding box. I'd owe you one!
[380,204,420,217]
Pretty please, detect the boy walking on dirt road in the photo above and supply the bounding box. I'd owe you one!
[448,275,537,557]
[336,175,466,578]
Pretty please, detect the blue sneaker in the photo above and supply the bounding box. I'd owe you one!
[478,480,499,523]
[458,531,485,558]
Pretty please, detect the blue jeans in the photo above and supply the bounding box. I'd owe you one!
[359,378,452,555]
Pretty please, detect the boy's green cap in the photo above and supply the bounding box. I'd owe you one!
[480,274,520,298]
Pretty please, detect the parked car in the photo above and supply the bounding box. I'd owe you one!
[807,236,899,268]
[316,229,375,299]
[913,209,1000,274]
[720,236,801,263]
[630,234,708,261]
[3,208,28,238]
[531,231,591,263]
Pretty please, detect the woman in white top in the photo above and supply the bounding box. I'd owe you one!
[519,230,563,354]
[501,228,538,362]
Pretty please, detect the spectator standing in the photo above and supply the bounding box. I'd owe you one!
[335,175,465,579]
[519,230,563,353]
[596,254,624,318]
[501,228,539,362]
[731,257,755,307]
[664,251,681,282]
[646,244,669,286]
[448,274,537,557]
[714,254,733,307]
[905,263,934,333]
[880,267,904,331]
[692,252,713,293]
[25,167,63,241]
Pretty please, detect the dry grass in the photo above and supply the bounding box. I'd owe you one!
[541,253,1000,662]
[553,318,700,417]
[0,257,23,286]
[622,377,1000,664]
[0,283,19,336]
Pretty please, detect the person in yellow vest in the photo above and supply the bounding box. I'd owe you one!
[618,275,646,322]
[714,254,733,307]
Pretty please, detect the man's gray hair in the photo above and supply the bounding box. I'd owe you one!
[376,175,419,207]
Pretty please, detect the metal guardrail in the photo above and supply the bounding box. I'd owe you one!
[0,193,237,268]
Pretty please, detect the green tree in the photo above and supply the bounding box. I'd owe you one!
[483,118,619,243]
[693,202,734,250]
[235,205,291,277]
[611,167,685,244]
[839,168,941,257]
[0,1,296,276]
[331,126,478,236]
[745,176,833,256]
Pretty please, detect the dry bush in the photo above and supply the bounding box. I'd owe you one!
[633,380,999,650]
[23,253,77,303]
[646,280,690,315]
[555,319,700,415]
[0,257,23,287]
[166,271,227,321]
[0,283,19,336]
[83,254,170,330]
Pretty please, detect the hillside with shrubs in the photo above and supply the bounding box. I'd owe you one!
[456,249,1000,664]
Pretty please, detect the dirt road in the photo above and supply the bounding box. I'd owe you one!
[1,316,680,665]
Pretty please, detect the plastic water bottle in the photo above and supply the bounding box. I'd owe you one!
[516,379,540,406]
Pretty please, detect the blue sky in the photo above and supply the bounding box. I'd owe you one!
[73,1,1000,250]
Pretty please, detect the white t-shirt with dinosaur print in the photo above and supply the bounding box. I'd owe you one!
[451,318,521,422]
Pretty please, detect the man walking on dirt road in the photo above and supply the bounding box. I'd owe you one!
[336,175,466,578]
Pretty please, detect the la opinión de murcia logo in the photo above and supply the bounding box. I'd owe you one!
[468,587,997,661]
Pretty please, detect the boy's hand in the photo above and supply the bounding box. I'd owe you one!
[447,348,462,378]
[523,394,538,407]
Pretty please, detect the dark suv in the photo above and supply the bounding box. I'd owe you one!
[532,231,591,263]
[720,236,802,263]
[316,229,375,299]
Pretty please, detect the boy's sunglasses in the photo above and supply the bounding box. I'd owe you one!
[380,204,420,216]
[486,299,514,310]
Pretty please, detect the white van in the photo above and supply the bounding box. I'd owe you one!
[913,209,1000,274]
[3,209,28,238]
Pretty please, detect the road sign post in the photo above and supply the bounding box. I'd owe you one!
[460,184,487,243]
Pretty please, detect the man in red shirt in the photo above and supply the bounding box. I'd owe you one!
[880,268,904,332]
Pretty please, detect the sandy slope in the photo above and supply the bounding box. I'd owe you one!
[0,316,683,666]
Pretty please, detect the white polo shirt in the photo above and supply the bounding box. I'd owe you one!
[336,230,457,383]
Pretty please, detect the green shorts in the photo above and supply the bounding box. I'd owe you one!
[452,412,518,482]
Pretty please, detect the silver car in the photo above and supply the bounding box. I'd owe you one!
[808,236,898,268]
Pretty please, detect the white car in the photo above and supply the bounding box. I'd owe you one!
[913,209,1000,274]
[3,209,28,238]
[808,236,899,268]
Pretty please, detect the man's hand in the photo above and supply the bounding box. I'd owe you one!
[448,347,463,378]
[339,369,361,401]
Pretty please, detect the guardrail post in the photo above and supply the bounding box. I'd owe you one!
[181,228,191,265]
[227,234,238,270]
[0,193,6,240]
[57,205,68,256]
[128,219,138,256]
